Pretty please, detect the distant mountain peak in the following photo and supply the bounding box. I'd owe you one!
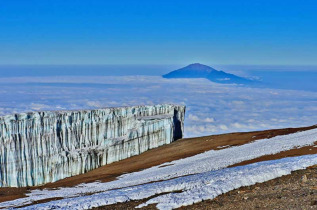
[187,63,209,68]
[181,63,216,72]
[163,63,254,85]
[187,63,211,67]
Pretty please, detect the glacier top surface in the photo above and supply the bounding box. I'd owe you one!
[0,104,185,119]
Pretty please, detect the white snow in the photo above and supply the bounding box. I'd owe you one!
[1,128,316,209]
[216,145,230,149]
[18,154,317,210]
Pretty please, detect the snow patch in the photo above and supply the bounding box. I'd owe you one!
[18,155,317,210]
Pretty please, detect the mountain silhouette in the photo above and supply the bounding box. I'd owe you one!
[163,63,254,84]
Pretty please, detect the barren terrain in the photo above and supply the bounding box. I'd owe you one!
[1,125,317,208]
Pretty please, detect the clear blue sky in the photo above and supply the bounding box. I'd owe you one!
[1,0,317,65]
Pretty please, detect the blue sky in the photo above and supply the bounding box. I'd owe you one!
[1,0,317,65]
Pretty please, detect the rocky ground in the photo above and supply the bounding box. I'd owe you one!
[95,165,317,210]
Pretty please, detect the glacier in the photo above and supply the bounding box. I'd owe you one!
[0,104,185,187]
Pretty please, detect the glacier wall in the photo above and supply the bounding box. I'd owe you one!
[0,104,185,187]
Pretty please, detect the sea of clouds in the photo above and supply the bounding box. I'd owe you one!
[0,75,317,137]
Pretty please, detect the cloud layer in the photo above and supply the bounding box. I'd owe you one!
[1,76,317,137]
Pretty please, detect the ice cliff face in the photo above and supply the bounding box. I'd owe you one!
[0,104,185,187]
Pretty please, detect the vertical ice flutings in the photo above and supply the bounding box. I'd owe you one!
[0,104,185,187]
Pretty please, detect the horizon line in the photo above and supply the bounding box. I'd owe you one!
[1,64,317,67]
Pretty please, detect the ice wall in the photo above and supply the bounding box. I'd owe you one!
[0,104,185,187]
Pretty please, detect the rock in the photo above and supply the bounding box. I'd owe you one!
[0,104,185,187]
[301,174,308,183]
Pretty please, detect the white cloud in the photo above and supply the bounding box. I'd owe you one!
[30,103,51,111]
[204,117,215,123]
[219,124,229,130]
[188,114,199,121]
[0,76,317,137]
[232,100,244,105]
[231,123,245,129]
[86,101,103,108]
